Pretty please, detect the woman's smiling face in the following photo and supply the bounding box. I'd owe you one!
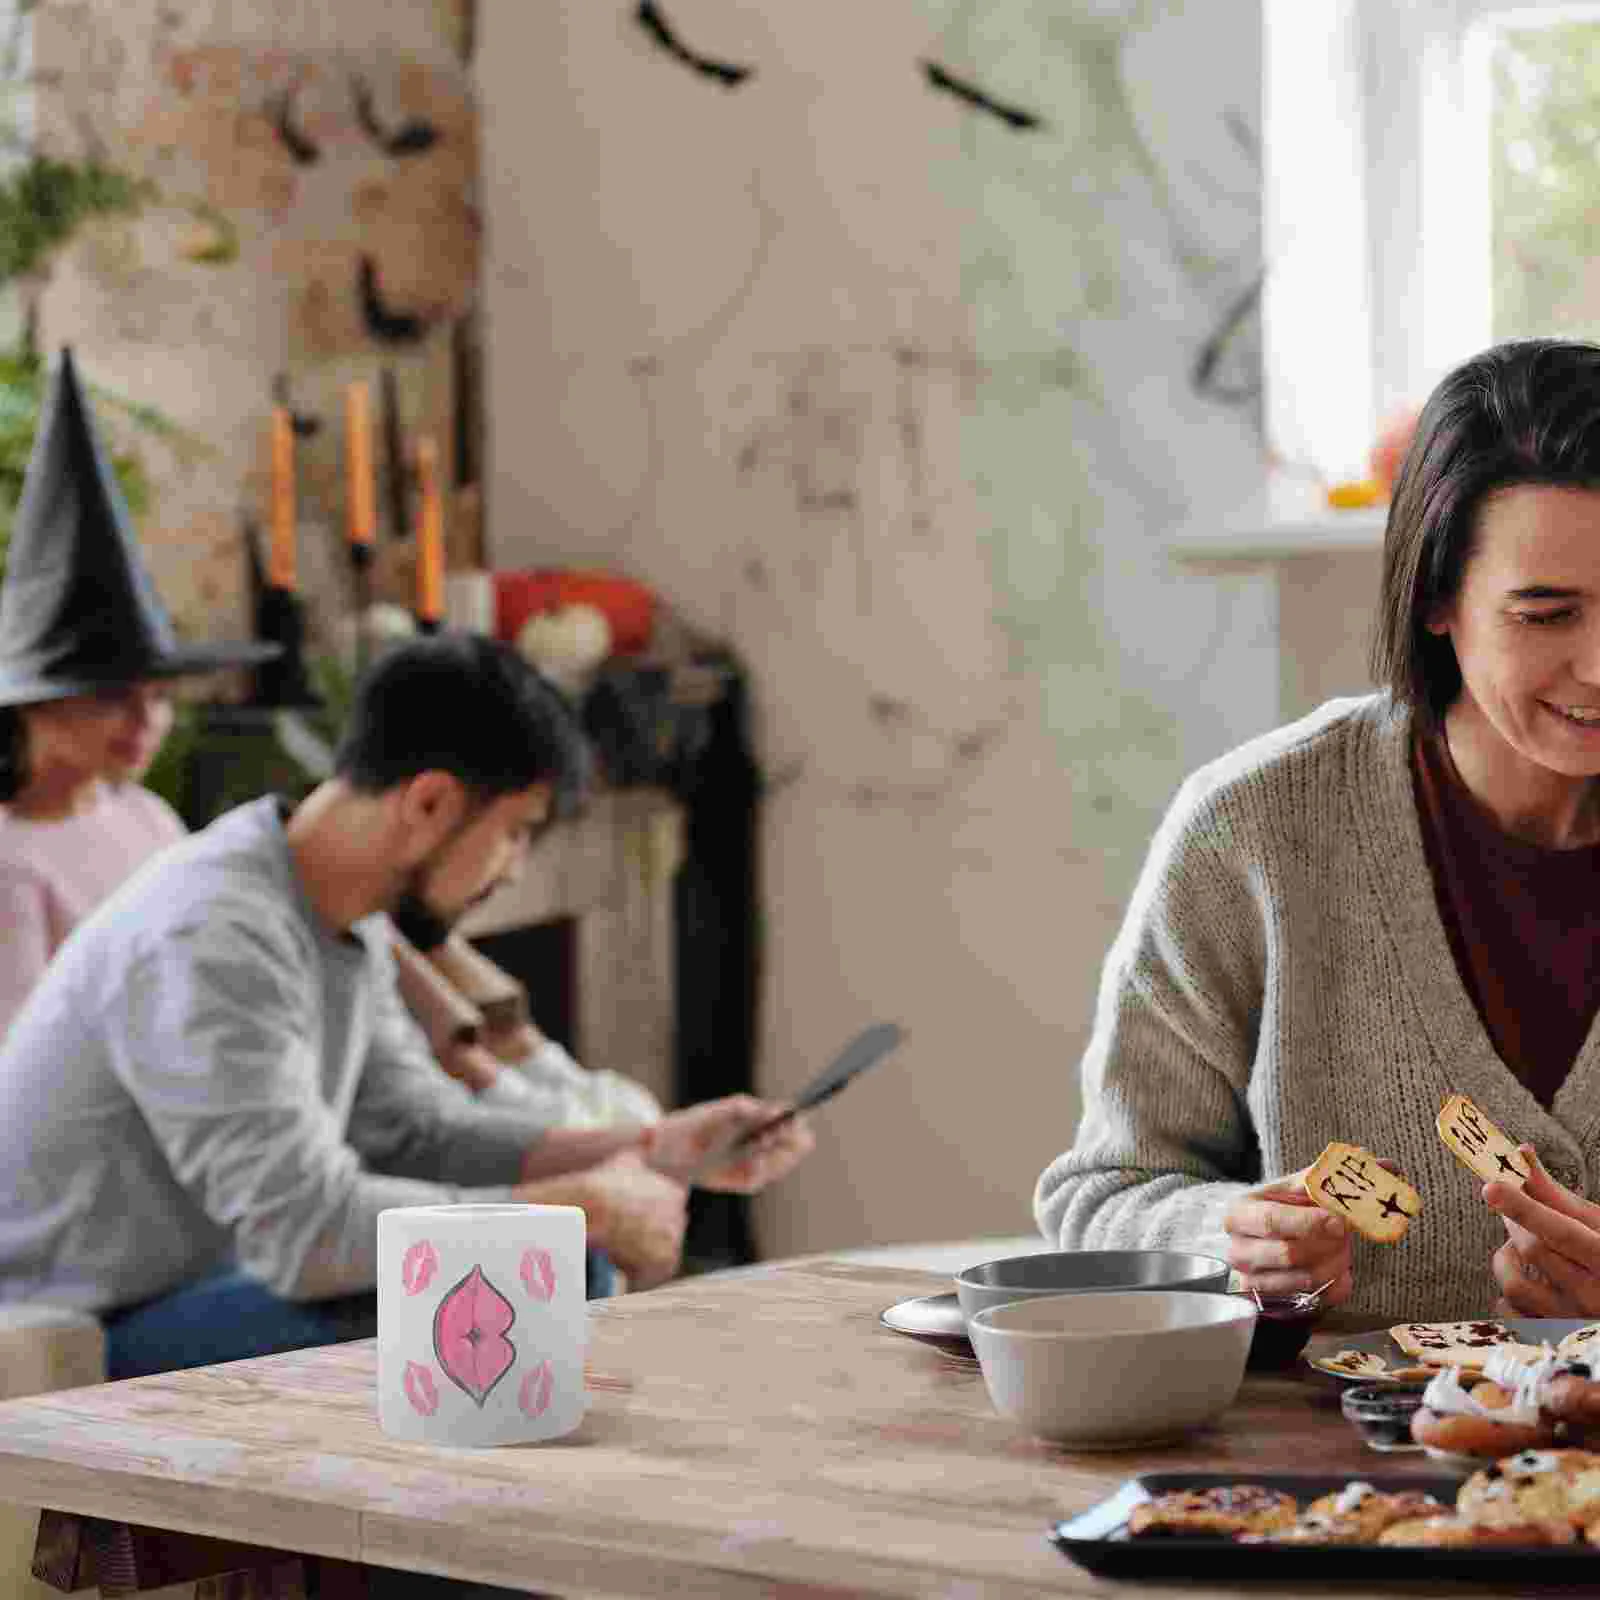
[1428,483,1600,827]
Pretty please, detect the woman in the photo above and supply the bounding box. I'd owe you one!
[1035,338,1600,1323]
[0,347,275,1042]
[0,684,185,1038]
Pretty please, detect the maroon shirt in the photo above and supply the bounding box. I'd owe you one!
[1412,727,1600,1107]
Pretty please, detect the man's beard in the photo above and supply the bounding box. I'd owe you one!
[390,882,457,952]
[390,874,502,953]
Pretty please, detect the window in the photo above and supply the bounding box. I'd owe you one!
[1484,5,1600,342]
[1260,3,1600,489]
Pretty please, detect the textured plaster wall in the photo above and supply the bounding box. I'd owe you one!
[481,0,1274,1257]
[30,0,479,657]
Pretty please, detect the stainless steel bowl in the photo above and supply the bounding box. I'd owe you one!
[954,1249,1231,1321]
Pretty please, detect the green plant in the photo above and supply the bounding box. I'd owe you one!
[0,155,148,284]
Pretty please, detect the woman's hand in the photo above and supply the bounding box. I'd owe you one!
[1485,1144,1600,1317]
[1223,1165,1368,1307]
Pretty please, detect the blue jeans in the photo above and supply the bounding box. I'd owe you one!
[104,1248,618,1381]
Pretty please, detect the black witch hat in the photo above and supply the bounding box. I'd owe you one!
[0,348,279,708]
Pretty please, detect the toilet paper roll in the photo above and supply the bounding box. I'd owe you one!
[377,1202,586,1445]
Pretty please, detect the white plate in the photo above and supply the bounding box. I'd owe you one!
[879,1292,970,1349]
[1306,1317,1595,1383]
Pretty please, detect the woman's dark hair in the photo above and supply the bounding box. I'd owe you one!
[0,706,26,804]
[333,632,592,814]
[1371,338,1600,732]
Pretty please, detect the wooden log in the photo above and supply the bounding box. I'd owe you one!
[425,936,528,1034]
[389,934,483,1057]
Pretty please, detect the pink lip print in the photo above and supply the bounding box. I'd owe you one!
[518,1360,554,1418]
[520,1247,557,1302]
[403,1361,439,1416]
[433,1265,518,1408]
[401,1239,438,1296]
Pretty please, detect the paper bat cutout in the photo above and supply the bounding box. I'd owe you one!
[635,1,753,88]
[921,61,1044,131]
[1192,272,1263,406]
[267,87,320,165]
[352,75,440,157]
[359,255,427,345]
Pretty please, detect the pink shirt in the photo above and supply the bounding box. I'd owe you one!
[0,783,186,1041]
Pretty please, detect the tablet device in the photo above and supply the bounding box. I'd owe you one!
[688,1021,905,1182]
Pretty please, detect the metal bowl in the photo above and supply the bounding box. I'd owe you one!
[954,1249,1231,1321]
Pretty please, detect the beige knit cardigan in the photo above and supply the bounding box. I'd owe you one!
[1034,693,1600,1322]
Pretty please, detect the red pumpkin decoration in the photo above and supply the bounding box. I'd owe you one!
[1370,409,1421,496]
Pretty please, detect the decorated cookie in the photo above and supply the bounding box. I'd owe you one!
[1299,1484,1446,1542]
[1389,1320,1517,1365]
[1126,1484,1299,1539]
[1557,1325,1600,1363]
[1377,1513,1575,1547]
[1436,1094,1529,1187]
[1456,1449,1600,1529]
[1309,1349,1390,1379]
[1302,1142,1421,1243]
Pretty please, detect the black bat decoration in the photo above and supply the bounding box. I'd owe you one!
[635,1,753,88]
[351,75,440,157]
[921,61,1044,131]
[359,255,427,345]
[267,88,320,164]
[1192,272,1263,406]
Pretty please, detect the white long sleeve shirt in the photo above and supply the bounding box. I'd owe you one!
[0,797,550,1312]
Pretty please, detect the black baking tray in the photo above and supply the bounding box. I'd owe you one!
[1050,1472,1600,1586]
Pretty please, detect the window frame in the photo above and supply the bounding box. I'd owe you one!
[1260,0,1600,494]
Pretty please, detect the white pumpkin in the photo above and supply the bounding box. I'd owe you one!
[516,602,613,693]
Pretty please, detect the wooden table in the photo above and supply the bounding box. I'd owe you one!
[0,1260,1558,1598]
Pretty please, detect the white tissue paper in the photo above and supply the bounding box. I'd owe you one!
[376,1202,587,1446]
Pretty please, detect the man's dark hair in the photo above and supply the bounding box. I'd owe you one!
[1371,338,1600,732]
[334,632,592,813]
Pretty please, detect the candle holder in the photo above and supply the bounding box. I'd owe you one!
[348,541,377,678]
[253,581,322,709]
[243,516,321,710]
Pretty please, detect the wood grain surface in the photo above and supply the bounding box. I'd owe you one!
[0,1261,1559,1597]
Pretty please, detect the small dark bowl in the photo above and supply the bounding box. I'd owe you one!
[1241,1293,1321,1370]
[1341,1382,1428,1452]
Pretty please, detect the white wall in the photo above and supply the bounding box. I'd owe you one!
[479,0,1281,1257]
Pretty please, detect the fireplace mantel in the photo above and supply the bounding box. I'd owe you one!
[1169,477,1385,723]
[458,787,684,1109]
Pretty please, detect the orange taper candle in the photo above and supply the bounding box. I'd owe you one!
[269,405,296,591]
[414,436,445,626]
[345,381,376,551]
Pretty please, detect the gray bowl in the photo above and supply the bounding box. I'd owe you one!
[968,1289,1255,1446]
[954,1248,1230,1321]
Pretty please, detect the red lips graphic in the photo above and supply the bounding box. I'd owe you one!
[403,1361,439,1416]
[518,1360,554,1418]
[401,1239,439,1296]
[433,1264,518,1407]
[520,1247,557,1302]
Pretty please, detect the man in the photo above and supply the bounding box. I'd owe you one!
[0,632,812,1376]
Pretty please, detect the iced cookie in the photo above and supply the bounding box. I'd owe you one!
[1126,1484,1299,1539]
